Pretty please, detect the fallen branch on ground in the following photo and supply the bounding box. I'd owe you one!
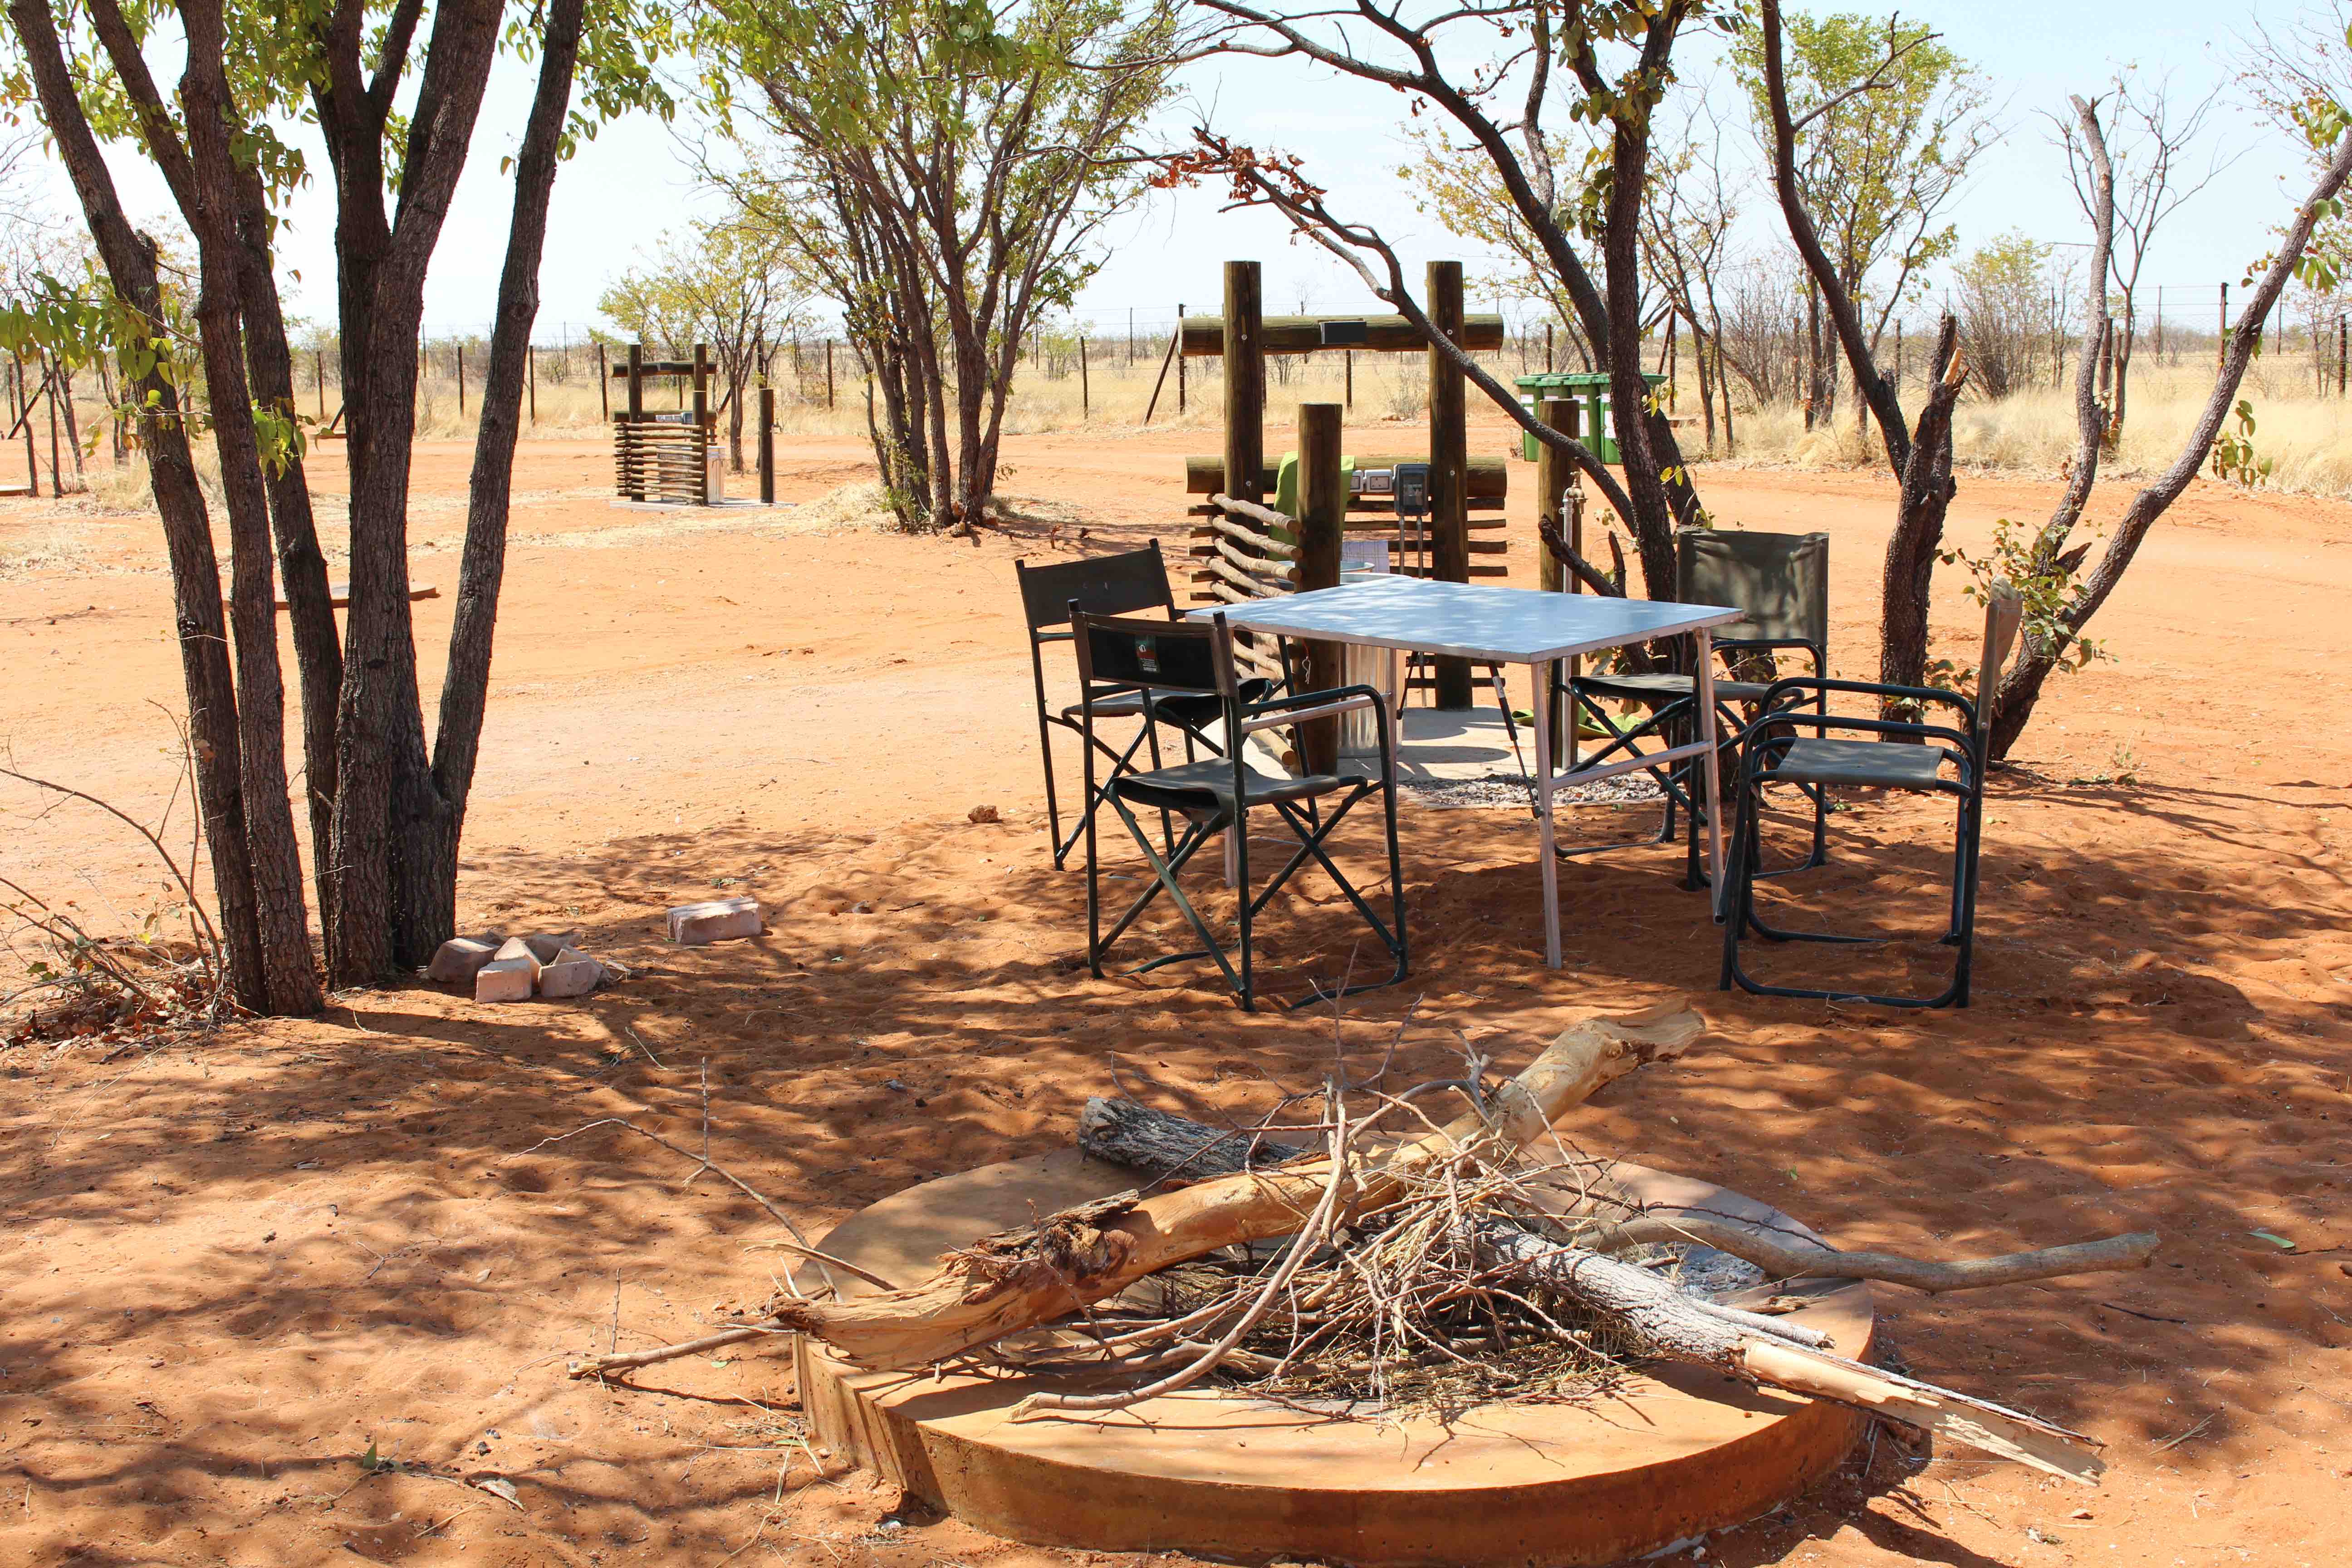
[755,1005,1703,1370]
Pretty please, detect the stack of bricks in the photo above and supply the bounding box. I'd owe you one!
[425,929,623,1004]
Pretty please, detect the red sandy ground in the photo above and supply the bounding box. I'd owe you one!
[1,415,2348,1568]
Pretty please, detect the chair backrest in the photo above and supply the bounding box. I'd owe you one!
[1070,609,1234,700]
[1014,543,1174,634]
[1676,528,1830,648]
[1974,584,2025,750]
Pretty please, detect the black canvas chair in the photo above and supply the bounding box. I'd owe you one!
[1558,527,1832,885]
[1717,585,2024,1009]
[1075,608,1406,1011]
[1014,543,1274,868]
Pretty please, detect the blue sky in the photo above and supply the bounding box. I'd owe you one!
[53,0,2328,341]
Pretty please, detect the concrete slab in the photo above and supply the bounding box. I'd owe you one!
[798,1152,1870,1568]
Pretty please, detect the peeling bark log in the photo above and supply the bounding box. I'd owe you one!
[1579,1215,2158,1295]
[1472,1223,2103,1485]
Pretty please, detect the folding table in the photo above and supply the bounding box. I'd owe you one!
[1193,577,1742,969]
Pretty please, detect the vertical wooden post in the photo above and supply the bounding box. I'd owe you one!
[692,342,710,505]
[1297,402,1346,775]
[1427,259,1471,709]
[1545,322,1555,372]
[13,352,36,495]
[759,385,776,504]
[825,340,835,409]
[1079,337,1089,420]
[627,343,643,419]
[44,353,61,498]
[528,342,538,424]
[1344,349,1353,411]
[1223,262,1264,510]
[1536,397,1581,767]
[456,341,466,416]
[2339,315,2347,396]
[316,350,326,418]
[1176,302,1187,415]
[2219,282,2228,368]
[598,342,609,420]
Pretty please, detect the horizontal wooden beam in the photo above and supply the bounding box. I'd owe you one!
[1186,455,1507,502]
[1180,314,1506,357]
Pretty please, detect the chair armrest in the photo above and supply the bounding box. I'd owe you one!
[1034,629,1075,644]
[1753,674,1975,728]
[1728,702,1973,758]
[1236,683,1385,736]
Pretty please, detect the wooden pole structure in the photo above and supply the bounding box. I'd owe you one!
[1079,337,1089,420]
[598,342,609,420]
[825,340,835,410]
[1427,259,1472,709]
[1344,349,1353,411]
[456,341,466,416]
[2219,282,2228,368]
[692,342,710,505]
[759,385,776,504]
[13,351,35,495]
[1177,302,1187,415]
[1223,264,1264,516]
[316,350,326,418]
[2339,315,2346,396]
[1536,397,1581,767]
[527,342,537,425]
[1545,321,1554,372]
[44,353,61,497]
[624,344,644,500]
[1296,402,1345,775]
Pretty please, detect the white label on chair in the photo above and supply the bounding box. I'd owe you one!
[1136,637,1159,674]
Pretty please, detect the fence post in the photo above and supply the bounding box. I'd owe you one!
[1079,337,1089,420]
[316,350,326,418]
[1296,401,1345,775]
[598,342,609,420]
[759,385,776,504]
[1344,348,1353,411]
[1427,258,1471,710]
[825,340,835,410]
[528,343,537,424]
[456,341,466,416]
[1176,303,1187,415]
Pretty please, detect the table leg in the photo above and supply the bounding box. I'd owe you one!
[1386,645,1404,777]
[1530,657,1562,969]
[1694,627,1726,918]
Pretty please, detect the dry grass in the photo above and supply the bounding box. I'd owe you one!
[1708,358,2352,497]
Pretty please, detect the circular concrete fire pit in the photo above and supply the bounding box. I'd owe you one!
[796,1151,1872,1568]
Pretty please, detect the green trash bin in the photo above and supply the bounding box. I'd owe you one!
[1511,370,1666,466]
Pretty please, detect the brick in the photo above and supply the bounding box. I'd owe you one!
[475,956,537,1003]
[519,930,583,963]
[668,896,761,946]
[538,947,603,999]
[426,934,502,984]
[492,936,543,982]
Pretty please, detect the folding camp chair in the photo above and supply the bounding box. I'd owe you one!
[1717,585,2024,1009]
[1557,527,1831,886]
[1075,609,1406,1011]
[1014,543,1275,869]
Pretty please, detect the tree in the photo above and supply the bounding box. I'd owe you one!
[3,0,671,1004]
[1637,87,1743,451]
[1952,232,2056,399]
[1735,10,1989,431]
[2052,75,2236,446]
[1402,127,1600,372]
[696,0,1177,531]
[1753,0,1970,703]
[1984,44,2352,756]
[599,216,808,471]
[1174,0,1730,603]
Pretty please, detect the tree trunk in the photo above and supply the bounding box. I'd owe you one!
[230,162,344,951]
[414,0,589,959]
[4,0,270,1008]
[178,1,323,1014]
